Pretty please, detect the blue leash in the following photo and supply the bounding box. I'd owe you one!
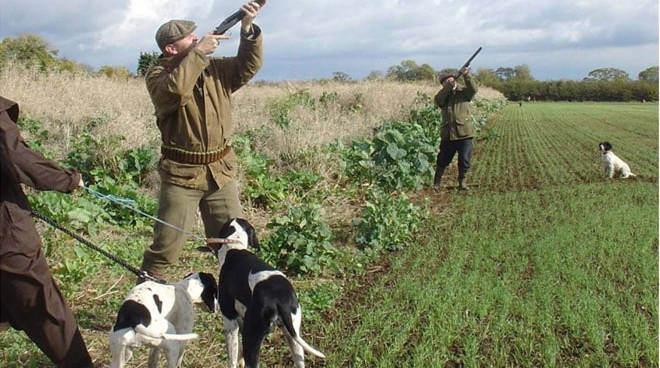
[82,186,205,242]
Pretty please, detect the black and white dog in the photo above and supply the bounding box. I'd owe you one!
[599,141,636,179]
[206,218,325,368]
[109,272,218,368]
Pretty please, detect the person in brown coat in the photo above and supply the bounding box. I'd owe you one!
[0,96,93,367]
[140,1,264,279]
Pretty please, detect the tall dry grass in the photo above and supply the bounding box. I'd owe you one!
[0,63,504,165]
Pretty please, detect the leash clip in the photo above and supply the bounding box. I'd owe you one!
[138,270,165,283]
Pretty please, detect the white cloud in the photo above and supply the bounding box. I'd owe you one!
[0,0,657,79]
[95,0,215,49]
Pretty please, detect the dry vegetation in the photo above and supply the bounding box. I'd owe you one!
[0,64,503,164]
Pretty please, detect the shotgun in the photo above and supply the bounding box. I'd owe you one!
[214,0,267,35]
[455,47,482,79]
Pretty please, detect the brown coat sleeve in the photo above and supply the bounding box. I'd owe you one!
[209,24,264,93]
[0,110,80,194]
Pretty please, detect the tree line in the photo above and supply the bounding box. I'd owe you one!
[1,34,658,101]
[373,60,658,101]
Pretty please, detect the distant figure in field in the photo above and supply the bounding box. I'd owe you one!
[433,67,478,190]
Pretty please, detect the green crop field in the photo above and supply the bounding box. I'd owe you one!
[319,102,658,367]
[474,103,658,191]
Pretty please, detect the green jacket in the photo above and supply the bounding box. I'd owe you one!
[434,74,478,141]
[146,25,263,190]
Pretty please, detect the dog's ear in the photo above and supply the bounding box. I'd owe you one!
[236,218,259,250]
[196,272,219,313]
[217,217,237,239]
[197,272,217,289]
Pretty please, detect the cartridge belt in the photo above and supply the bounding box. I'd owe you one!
[161,145,231,165]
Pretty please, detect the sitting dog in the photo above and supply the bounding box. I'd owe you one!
[109,272,218,368]
[205,218,325,368]
[599,141,636,179]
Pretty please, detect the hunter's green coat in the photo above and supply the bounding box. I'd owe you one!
[434,74,478,141]
[145,26,263,190]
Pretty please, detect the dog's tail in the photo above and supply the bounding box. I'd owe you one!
[134,324,198,342]
[277,304,326,359]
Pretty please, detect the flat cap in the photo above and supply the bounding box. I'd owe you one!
[156,20,197,50]
[439,73,455,84]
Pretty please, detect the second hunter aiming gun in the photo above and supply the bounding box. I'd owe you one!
[455,47,482,79]
[214,0,266,35]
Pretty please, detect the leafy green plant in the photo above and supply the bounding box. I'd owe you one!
[267,89,315,127]
[28,191,108,235]
[122,145,159,185]
[339,96,443,190]
[354,188,429,257]
[260,203,336,275]
[341,120,439,190]
[16,116,53,157]
[235,133,324,209]
[319,90,339,106]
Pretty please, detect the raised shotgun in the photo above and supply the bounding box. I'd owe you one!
[455,47,482,78]
[214,0,267,35]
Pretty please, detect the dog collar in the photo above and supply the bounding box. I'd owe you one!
[206,238,242,244]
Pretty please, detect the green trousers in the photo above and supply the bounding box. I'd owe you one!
[141,177,243,275]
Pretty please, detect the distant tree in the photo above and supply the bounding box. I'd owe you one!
[365,70,384,81]
[512,64,534,81]
[584,68,630,82]
[638,66,659,82]
[495,67,515,81]
[0,34,58,70]
[387,59,417,81]
[474,68,500,86]
[417,63,436,80]
[98,65,132,80]
[332,71,351,82]
[137,51,160,77]
[386,59,437,81]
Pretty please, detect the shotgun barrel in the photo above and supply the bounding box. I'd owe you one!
[214,0,266,35]
[456,47,482,78]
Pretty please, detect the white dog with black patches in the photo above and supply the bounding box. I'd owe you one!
[109,272,218,368]
[599,141,636,179]
[206,218,325,368]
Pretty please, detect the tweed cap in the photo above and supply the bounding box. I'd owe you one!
[439,72,455,84]
[156,20,197,50]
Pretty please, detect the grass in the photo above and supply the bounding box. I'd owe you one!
[317,103,658,367]
[473,102,658,191]
[0,69,656,368]
[320,182,657,367]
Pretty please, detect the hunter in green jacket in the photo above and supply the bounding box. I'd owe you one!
[433,68,477,190]
[140,1,264,279]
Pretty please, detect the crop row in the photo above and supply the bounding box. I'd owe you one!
[473,103,658,192]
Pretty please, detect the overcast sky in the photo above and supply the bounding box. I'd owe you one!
[1,0,658,81]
